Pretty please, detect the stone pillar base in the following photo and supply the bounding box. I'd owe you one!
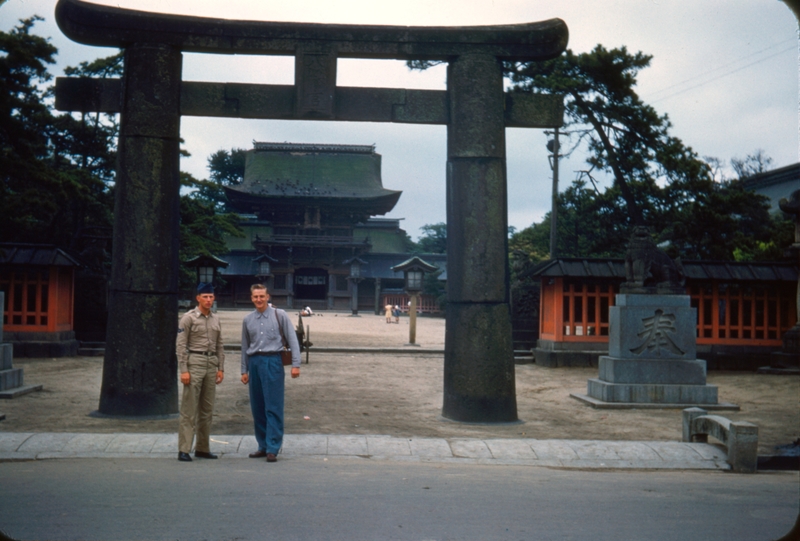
[442,303,517,423]
[597,356,708,385]
[0,298,42,400]
[571,392,740,411]
[587,378,718,404]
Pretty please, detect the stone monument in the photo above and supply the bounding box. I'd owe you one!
[572,228,737,409]
[0,293,43,407]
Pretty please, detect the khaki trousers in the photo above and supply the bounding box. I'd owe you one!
[178,353,218,454]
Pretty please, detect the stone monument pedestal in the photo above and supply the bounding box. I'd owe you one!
[0,342,42,400]
[758,324,800,375]
[0,292,43,406]
[572,294,738,410]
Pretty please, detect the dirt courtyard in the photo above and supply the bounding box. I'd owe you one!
[1,309,798,455]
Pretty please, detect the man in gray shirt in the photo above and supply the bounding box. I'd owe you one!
[240,283,301,462]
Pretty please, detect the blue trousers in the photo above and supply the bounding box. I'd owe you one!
[248,354,285,454]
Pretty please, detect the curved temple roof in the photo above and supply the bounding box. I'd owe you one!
[225,143,402,215]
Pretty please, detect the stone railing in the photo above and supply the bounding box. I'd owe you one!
[682,407,758,473]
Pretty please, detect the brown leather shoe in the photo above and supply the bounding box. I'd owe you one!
[249,450,267,458]
[266,453,277,463]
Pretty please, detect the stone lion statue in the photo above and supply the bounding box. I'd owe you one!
[622,226,685,293]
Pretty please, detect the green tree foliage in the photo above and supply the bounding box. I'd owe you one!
[509,179,623,260]
[1,18,243,297]
[0,19,122,335]
[511,173,788,263]
[504,46,786,262]
[179,171,243,292]
[422,268,446,311]
[414,222,447,254]
[201,147,247,212]
[662,175,777,261]
[0,17,61,242]
[50,53,122,264]
[0,18,120,263]
[507,45,714,228]
[405,222,447,307]
[208,147,246,186]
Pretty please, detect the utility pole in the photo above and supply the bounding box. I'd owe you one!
[546,128,561,259]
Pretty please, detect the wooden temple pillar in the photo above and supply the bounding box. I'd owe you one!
[374,277,383,315]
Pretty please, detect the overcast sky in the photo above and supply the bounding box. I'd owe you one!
[3,0,798,240]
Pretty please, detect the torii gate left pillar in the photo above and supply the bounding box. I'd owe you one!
[54,0,568,420]
[98,44,183,415]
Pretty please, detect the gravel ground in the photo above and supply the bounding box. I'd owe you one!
[1,309,797,455]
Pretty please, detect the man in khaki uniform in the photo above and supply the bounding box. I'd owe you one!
[176,283,224,462]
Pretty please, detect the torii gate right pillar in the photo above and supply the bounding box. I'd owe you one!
[443,54,517,422]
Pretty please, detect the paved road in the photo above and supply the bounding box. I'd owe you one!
[0,455,796,541]
[1,431,798,540]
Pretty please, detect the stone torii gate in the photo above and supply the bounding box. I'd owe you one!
[54,0,567,421]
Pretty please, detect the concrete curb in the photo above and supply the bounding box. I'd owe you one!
[0,432,731,471]
[223,345,444,355]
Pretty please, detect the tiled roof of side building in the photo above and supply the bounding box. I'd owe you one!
[0,243,81,267]
[527,257,797,282]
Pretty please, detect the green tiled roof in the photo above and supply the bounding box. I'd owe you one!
[225,143,401,213]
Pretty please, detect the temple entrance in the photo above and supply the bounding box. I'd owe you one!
[294,268,328,301]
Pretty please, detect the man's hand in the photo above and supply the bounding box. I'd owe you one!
[241,373,249,385]
[215,370,224,384]
[180,372,190,385]
[291,367,300,379]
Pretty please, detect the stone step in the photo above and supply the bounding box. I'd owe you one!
[78,342,106,357]
[78,348,106,357]
[0,368,23,391]
[514,350,535,364]
[0,383,43,399]
[0,343,12,370]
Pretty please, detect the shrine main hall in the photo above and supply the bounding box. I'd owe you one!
[213,141,445,313]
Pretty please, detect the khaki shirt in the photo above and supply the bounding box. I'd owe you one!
[176,308,225,373]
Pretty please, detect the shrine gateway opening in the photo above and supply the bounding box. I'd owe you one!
[54,0,568,422]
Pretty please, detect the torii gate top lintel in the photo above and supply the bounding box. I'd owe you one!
[55,0,568,61]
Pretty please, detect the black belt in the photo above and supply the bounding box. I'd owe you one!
[189,350,216,356]
[253,351,279,356]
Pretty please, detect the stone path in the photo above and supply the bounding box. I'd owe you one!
[0,432,732,470]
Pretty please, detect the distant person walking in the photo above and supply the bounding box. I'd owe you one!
[393,305,401,323]
[176,283,225,462]
[241,284,301,463]
[385,303,393,323]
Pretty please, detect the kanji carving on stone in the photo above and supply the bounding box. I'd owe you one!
[631,309,685,356]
